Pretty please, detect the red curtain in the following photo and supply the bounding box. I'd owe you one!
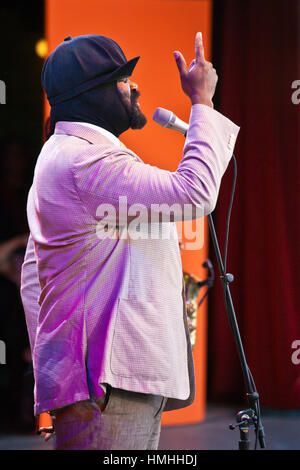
[208,0,300,408]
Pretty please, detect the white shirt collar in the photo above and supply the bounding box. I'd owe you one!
[72,121,122,147]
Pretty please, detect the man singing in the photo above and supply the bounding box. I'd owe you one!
[20,32,239,450]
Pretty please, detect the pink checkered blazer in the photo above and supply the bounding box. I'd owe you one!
[20,104,239,415]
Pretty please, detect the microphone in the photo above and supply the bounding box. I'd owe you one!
[153,107,188,136]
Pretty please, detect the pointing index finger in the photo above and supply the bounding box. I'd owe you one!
[195,32,205,62]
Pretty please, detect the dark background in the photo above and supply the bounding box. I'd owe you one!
[0,0,299,433]
[0,0,44,431]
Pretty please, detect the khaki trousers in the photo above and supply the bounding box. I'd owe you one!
[54,385,167,450]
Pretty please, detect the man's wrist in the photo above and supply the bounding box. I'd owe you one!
[190,96,214,108]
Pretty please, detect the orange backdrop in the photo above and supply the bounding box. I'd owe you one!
[43,0,212,426]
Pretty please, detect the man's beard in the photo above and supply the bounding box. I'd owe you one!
[128,89,147,129]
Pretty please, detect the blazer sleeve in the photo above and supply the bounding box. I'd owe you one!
[20,233,41,353]
[72,104,240,223]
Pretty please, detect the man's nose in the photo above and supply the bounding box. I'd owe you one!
[129,80,138,91]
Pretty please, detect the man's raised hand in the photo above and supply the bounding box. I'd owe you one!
[174,32,218,107]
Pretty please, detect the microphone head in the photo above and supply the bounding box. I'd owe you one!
[152,107,173,127]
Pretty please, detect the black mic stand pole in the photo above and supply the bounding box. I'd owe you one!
[207,212,266,450]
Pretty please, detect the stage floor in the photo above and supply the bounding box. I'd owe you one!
[0,404,299,450]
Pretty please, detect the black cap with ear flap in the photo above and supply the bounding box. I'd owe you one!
[42,34,140,106]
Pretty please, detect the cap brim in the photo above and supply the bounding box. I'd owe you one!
[105,56,140,82]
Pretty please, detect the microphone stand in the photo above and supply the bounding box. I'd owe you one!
[207,212,266,450]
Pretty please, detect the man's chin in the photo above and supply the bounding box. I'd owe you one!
[130,108,147,129]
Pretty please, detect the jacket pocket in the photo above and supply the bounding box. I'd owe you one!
[110,298,170,380]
